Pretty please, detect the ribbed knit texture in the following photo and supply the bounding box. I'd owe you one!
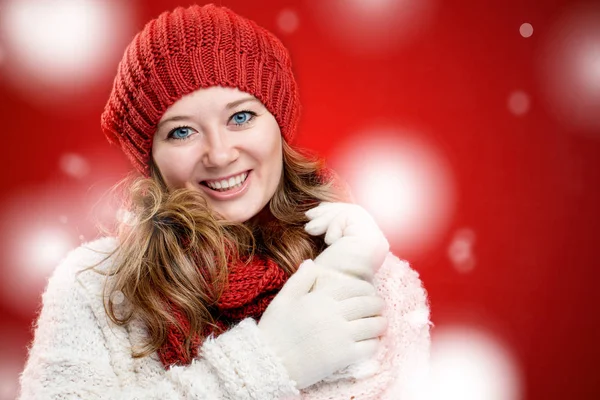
[101,4,300,176]
[158,256,288,367]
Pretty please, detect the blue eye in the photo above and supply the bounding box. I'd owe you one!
[230,111,255,126]
[169,126,193,140]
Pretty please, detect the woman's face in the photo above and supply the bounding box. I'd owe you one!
[152,86,283,223]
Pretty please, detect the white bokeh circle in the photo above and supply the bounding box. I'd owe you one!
[448,228,476,273]
[538,3,600,134]
[330,131,457,256]
[0,0,135,103]
[426,324,523,400]
[309,0,436,54]
[110,290,125,305]
[277,8,299,34]
[25,228,74,272]
[519,23,534,38]
[60,153,91,179]
[508,90,531,116]
[0,184,81,316]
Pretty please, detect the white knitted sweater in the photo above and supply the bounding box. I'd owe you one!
[18,237,430,399]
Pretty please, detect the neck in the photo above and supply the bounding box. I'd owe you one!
[247,204,275,227]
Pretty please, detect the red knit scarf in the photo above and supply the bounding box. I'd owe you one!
[157,255,289,368]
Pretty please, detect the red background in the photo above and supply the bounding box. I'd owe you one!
[1,1,599,399]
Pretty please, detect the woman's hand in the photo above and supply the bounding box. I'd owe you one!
[258,260,386,390]
[305,202,390,282]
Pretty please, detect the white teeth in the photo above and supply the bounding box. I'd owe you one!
[205,171,248,191]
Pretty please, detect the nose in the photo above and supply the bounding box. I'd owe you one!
[202,129,239,168]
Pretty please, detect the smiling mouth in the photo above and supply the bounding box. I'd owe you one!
[201,171,249,192]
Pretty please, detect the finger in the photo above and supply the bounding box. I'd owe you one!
[315,274,376,300]
[277,260,318,299]
[348,316,388,341]
[314,238,377,280]
[352,338,380,361]
[305,202,334,218]
[323,213,349,245]
[337,296,385,321]
[304,209,344,236]
[312,261,373,282]
[306,202,354,220]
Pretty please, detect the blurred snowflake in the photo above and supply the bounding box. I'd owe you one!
[277,8,299,34]
[538,3,600,135]
[59,153,91,179]
[507,90,531,116]
[426,324,523,400]
[519,23,534,38]
[309,0,436,54]
[330,130,456,257]
[0,0,136,104]
[448,228,477,273]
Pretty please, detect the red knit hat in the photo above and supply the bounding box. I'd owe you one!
[101,4,300,176]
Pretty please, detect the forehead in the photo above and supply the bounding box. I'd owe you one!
[160,86,259,119]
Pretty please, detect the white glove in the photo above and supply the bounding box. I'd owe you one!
[258,259,386,390]
[305,202,390,282]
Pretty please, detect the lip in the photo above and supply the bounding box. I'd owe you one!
[199,170,252,201]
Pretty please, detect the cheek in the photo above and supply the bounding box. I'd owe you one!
[152,146,196,187]
[268,156,283,202]
[262,136,283,184]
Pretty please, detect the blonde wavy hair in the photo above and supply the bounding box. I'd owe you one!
[98,141,345,360]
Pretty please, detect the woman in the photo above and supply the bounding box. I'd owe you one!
[18,4,430,399]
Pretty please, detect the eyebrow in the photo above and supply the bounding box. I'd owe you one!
[226,96,260,109]
[156,115,191,132]
[156,97,260,132]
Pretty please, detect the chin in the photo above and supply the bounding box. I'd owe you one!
[214,207,258,224]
